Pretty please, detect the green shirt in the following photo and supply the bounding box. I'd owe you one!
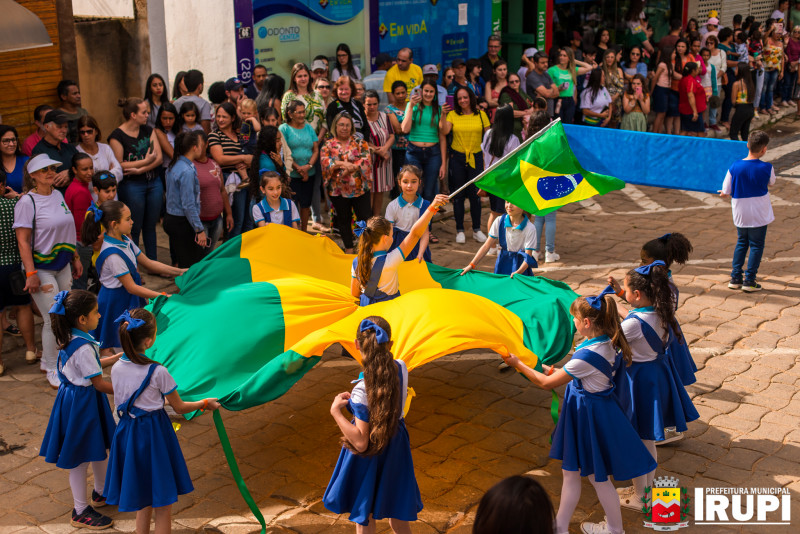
[547,66,579,97]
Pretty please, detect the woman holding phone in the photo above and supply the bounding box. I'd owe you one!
[621,74,651,131]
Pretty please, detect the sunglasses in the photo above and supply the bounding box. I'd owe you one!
[97,172,116,181]
[317,84,331,89]
[79,129,94,135]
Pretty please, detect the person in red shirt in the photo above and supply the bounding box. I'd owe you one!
[21,105,53,157]
[64,153,95,289]
[678,62,706,137]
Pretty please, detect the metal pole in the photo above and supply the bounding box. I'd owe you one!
[447,117,562,200]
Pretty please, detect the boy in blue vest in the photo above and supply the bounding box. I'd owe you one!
[719,130,775,292]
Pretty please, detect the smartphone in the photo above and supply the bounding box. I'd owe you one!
[445,95,455,109]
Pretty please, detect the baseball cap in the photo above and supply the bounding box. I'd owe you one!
[225,77,243,91]
[310,59,327,72]
[375,53,392,66]
[524,47,538,58]
[27,154,63,173]
[43,109,68,125]
[422,64,438,75]
[707,17,719,26]
[451,58,467,68]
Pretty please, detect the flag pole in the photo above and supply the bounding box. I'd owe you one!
[447,117,562,200]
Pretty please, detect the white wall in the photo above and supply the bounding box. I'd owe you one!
[162,0,236,98]
[73,0,135,19]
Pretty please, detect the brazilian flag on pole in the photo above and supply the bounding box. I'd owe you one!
[476,119,625,214]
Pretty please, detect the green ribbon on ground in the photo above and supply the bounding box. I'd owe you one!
[549,389,560,443]
[213,410,266,534]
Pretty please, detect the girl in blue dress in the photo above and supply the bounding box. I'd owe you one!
[613,261,699,512]
[384,165,432,263]
[81,200,184,354]
[351,194,448,306]
[460,200,538,278]
[502,288,657,534]
[324,316,422,532]
[104,308,220,531]
[40,289,119,529]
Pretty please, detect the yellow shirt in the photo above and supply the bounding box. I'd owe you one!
[446,110,490,167]
[383,64,424,94]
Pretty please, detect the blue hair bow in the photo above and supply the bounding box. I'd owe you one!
[258,168,269,175]
[87,203,103,223]
[359,319,389,344]
[585,285,617,311]
[353,220,368,238]
[48,290,70,315]
[660,233,672,241]
[115,310,145,330]
[635,260,666,275]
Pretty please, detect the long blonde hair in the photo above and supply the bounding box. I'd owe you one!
[563,47,578,90]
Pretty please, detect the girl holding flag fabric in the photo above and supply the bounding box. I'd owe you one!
[502,286,657,534]
[351,194,448,306]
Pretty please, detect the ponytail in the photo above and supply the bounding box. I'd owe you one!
[117,308,158,365]
[169,130,203,170]
[81,200,127,246]
[49,290,97,349]
[355,216,393,288]
[626,266,681,344]
[641,232,693,268]
[570,296,633,365]
[344,315,399,456]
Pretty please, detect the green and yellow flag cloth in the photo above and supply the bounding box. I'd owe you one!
[146,225,578,412]
[476,119,625,215]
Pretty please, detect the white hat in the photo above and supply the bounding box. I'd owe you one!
[310,59,327,71]
[27,154,62,173]
[524,47,538,57]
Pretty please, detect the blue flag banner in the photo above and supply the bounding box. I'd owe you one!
[562,125,749,194]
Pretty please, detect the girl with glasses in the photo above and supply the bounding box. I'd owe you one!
[332,43,362,82]
[0,125,27,194]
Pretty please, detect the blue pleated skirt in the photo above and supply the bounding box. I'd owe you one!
[323,419,422,526]
[92,286,145,349]
[104,409,193,512]
[667,325,697,386]
[40,383,116,469]
[494,250,533,276]
[390,228,431,263]
[550,384,657,482]
[615,356,699,441]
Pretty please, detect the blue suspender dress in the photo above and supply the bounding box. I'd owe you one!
[550,341,657,482]
[40,336,116,469]
[615,314,699,441]
[103,363,194,512]
[666,278,697,386]
[323,361,422,525]
[91,246,146,349]
[353,256,401,306]
[257,201,293,226]
[389,198,432,262]
[493,214,538,276]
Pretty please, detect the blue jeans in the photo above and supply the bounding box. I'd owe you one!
[533,211,557,252]
[201,216,223,256]
[731,225,768,283]
[228,181,253,239]
[760,69,779,110]
[780,69,798,102]
[118,177,163,261]
[405,144,442,202]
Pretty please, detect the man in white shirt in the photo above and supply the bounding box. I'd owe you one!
[362,53,393,111]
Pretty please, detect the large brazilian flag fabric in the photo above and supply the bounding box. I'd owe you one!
[476,119,625,215]
[146,225,579,412]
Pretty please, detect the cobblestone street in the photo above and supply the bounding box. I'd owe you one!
[2,133,800,533]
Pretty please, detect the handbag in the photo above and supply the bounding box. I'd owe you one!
[9,194,35,296]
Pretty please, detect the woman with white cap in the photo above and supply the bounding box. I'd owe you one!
[13,154,83,388]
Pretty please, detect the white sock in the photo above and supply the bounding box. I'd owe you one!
[92,459,107,494]
[555,469,582,533]
[590,475,624,534]
[69,463,89,514]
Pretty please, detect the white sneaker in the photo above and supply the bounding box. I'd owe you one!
[532,250,540,262]
[616,485,636,496]
[487,244,499,256]
[26,350,38,364]
[46,369,60,389]
[455,231,466,244]
[581,519,624,534]
[656,427,684,445]
[619,487,645,513]
[473,230,487,243]
[545,251,561,263]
